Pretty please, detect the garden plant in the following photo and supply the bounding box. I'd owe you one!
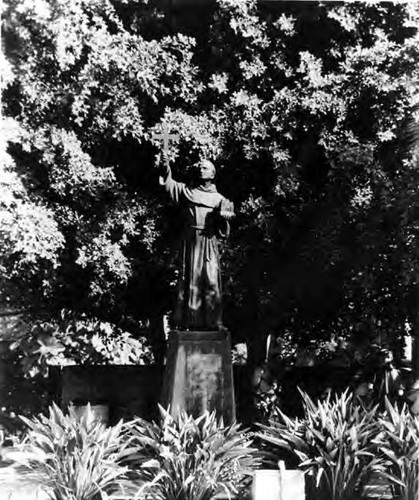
[8,404,260,499]
[122,407,260,500]
[9,393,419,499]
[258,390,385,500]
[14,404,130,500]
[373,397,419,500]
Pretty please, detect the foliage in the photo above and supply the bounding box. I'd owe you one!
[373,398,419,500]
[0,427,4,462]
[2,0,419,370]
[0,118,65,309]
[253,376,282,424]
[255,335,406,421]
[15,403,130,500]
[123,407,260,500]
[231,342,247,365]
[258,390,384,500]
[10,311,154,377]
[352,345,406,408]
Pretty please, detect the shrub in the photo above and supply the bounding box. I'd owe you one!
[258,390,384,500]
[12,312,154,378]
[15,403,129,500]
[124,407,260,500]
[373,398,419,500]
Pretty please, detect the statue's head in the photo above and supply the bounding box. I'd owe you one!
[196,159,216,181]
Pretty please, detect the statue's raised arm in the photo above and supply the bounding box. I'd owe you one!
[158,152,186,205]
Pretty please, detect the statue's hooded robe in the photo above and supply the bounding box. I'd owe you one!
[160,167,230,330]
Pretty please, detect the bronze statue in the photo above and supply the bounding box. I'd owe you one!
[158,153,234,330]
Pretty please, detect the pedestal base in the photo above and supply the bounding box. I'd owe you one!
[162,330,235,424]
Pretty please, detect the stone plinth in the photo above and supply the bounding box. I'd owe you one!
[162,330,235,423]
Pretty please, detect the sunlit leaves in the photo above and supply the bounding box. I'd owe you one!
[124,407,260,500]
[12,312,154,377]
[373,398,419,500]
[2,0,419,366]
[0,119,64,291]
[259,390,384,500]
[17,403,129,500]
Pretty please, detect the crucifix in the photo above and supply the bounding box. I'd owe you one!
[152,122,179,153]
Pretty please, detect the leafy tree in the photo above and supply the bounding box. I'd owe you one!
[2,0,419,380]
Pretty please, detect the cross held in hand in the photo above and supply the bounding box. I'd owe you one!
[152,123,179,154]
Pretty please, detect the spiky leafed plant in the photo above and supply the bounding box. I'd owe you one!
[258,389,384,500]
[123,407,260,500]
[15,403,130,500]
[373,397,419,500]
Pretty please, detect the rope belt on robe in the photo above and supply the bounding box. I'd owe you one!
[186,226,218,263]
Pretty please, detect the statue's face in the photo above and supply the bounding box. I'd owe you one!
[197,160,216,180]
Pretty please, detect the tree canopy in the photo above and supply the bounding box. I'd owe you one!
[2,0,419,369]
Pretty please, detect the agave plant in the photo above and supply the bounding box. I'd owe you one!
[15,403,130,500]
[258,389,383,500]
[123,407,260,500]
[373,397,419,500]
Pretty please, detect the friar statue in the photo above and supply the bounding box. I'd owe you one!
[158,153,234,331]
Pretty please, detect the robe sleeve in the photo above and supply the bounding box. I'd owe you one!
[159,161,185,204]
[217,218,230,239]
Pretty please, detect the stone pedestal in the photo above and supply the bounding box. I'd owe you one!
[162,330,235,423]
